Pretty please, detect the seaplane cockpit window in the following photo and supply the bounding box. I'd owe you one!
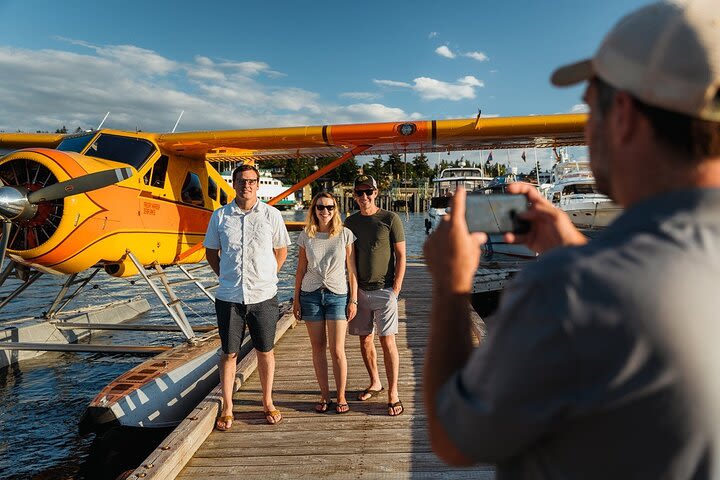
[57,132,96,153]
[83,134,156,170]
[181,172,204,207]
[208,177,218,201]
[219,189,228,206]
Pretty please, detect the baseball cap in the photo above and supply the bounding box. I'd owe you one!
[354,175,378,190]
[551,0,720,122]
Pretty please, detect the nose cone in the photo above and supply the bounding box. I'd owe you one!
[0,186,35,220]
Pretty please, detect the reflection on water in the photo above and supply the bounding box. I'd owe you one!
[0,210,430,479]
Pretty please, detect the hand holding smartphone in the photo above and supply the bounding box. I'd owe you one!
[464,193,530,234]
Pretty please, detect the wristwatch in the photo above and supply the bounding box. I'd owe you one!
[350,300,358,305]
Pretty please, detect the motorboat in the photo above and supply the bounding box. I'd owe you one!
[542,158,621,231]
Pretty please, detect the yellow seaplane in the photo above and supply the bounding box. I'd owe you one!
[0,113,586,433]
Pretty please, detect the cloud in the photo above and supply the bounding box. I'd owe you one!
[435,45,456,59]
[375,75,484,101]
[0,43,420,132]
[373,79,412,88]
[570,103,589,113]
[428,32,438,39]
[413,76,483,101]
[463,51,489,62]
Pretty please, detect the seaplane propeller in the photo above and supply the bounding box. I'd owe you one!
[0,166,133,265]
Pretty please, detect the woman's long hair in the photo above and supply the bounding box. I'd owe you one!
[304,192,342,238]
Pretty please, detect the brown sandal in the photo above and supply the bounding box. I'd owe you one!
[264,409,283,425]
[387,401,404,417]
[215,415,234,431]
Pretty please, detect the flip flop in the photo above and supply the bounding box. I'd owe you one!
[264,409,283,425]
[387,400,404,417]
[215,415,234,431]
[315,400,330,413]
[357,386,384,401]
[335,402,350,414]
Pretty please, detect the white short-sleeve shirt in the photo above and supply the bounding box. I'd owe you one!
[204,200,291,304]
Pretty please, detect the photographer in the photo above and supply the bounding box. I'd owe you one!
[423,1,719,478]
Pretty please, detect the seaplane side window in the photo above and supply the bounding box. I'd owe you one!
[181,172,205,207]
[83,134,156,170]
[208,177,218,201]
[150,155,168,188]
[57,132,96,153]
[219,189,228,206]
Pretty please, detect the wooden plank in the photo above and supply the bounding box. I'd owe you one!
[126,312,298,480]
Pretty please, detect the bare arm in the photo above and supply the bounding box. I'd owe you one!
[504,182,588,253]
[392,241,406,295]
[274,247,288,272]
[294,246,308,320]
[423,188,485,466]
[346,243,358,321]
[206,248,220,276]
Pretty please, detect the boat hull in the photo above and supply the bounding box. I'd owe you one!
[79,332,232,434]
[565,203,622,229]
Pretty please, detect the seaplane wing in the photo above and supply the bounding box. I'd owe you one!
[0,113,585,278]
[0,132,64,150]
[155,113,587,162]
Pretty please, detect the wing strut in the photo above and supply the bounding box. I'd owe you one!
[267,145,370,206]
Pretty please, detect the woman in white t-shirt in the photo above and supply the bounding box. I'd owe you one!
[294,192,358,414]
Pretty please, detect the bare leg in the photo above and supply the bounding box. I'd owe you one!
[218,353,237,428]
[256,349,278,422]
[306,320,330,403]
[327,319,348,407]
[358,333,383,400]
[380,334,402,415]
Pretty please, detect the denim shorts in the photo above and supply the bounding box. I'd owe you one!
[299,288,347,321]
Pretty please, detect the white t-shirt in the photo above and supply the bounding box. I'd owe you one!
[297,227,355,294]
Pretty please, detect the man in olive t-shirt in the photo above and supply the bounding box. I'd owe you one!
[345,174,406,416]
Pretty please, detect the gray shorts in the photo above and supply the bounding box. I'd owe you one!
[215,296,279,353]
[348,288,398,337]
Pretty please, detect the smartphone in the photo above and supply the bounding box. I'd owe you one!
[464,193,530,234]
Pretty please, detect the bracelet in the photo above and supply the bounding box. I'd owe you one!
[350,300,358,305]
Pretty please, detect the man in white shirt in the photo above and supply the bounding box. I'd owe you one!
[204,164,290,429]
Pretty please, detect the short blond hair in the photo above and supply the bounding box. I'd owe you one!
[304,192,342,238]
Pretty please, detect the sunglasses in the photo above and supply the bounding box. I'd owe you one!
[315,204,335,211]
[235,178,258,186]
[354,189,374,197]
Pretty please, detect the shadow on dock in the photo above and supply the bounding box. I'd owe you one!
[168,264,494,479]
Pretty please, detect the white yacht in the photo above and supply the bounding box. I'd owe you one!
[542,159,622,230]
[221,169,299,210]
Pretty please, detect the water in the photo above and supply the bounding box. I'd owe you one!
[0,210,431,479]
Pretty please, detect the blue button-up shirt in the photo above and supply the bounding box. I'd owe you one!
[204,200,290,304]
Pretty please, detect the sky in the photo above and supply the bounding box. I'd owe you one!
[0,0,652,171]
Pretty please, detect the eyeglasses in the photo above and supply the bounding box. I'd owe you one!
[235,178,258,186]
[315,204,335,211]
[354,189,374,197]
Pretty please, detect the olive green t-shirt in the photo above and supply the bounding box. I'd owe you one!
[345,209,405,290]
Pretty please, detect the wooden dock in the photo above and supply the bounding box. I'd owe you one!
[130,264,495,479]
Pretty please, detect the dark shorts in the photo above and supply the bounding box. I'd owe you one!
[215,296,279,353]
[299,288,347,321]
